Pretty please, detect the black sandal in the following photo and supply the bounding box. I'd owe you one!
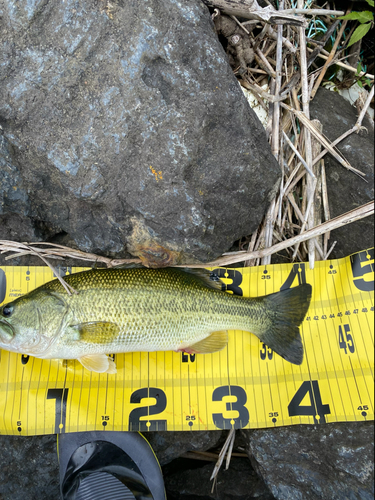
[58,431,166,500]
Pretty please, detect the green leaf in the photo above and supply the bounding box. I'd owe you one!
[347,23,372,47]
[358,80,363,88]
[358,11,374,23]
[340,12,367,21]
[357,61,362,74]
[366,0,374,7]
[340,11,374,23]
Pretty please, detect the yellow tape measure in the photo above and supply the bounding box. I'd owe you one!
[0,249,373,435]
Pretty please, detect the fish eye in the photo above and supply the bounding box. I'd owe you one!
[2,305,13,318]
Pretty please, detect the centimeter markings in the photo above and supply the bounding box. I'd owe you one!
[0,250,373,435]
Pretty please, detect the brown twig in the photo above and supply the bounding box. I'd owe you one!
[310,15,349,99]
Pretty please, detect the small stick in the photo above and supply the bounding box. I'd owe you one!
[324,241,337,260]
[310,119,324,261]
[255,49,277,79]
[225,428,236,470]
[210,429,235,488]
[310,16,349,100]
[282,131,315,178]
[240,79,269,112]
[287,193,305,222]
[244,230,258,267]
[271,9,284,161]
[281,8,344,16]
[256,24,296,53]
[297,0,314,267]
[230,14,251,35]
[261,197,277,265]
[307,47,374,80]
[280,103,366,177]
[243,78,288,103]
[321,159,331,256]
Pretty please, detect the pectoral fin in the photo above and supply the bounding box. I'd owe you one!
[186,331,228,354]
[78,354,117,374]
[73,322,120,343]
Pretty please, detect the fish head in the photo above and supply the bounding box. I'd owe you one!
[0,288,69,356]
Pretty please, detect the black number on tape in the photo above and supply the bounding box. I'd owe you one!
[338,324,355,354]
[280,263,306,290]
[288,381,330,424]
[260,342,273,360]
[211,269,243,296]
[182,353,196,363]
[0,269,6,305]
[350,249,374,292]
[128,388,167,431]
[212,385,249,429]
[21,355,30,365]
[47,388,69,434]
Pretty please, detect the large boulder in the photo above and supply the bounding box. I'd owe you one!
[310,88,374,258]
[241,422,374,500]
[0,0,280,265]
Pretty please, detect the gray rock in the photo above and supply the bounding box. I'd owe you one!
[0,0,280,265]
[310,88,374,259]
[164,457,275,500]
[143,430,223,465]
[241,422,374,500]
[0,435,59,500]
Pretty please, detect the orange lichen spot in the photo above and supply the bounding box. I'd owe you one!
[149,165,163,182]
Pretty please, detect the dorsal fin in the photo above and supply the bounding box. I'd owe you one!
[181,268,224,290]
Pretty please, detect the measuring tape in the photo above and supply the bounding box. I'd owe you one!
[0,249,373,436]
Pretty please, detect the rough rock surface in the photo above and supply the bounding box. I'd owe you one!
[143,430,223,465]
[164,457,275,500]
[0,435,59,500]
[310,88,374,258]
[241,422,374,500]
[0,0,280,264]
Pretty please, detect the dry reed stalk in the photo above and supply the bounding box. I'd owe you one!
[310,119,324,260]
[210,429,236,489]
[230,14,251,34]
[244,230,258,267]
[282,8,344,16]
[261,197,277,266]
[0,241,141,269]
[282,130,315,178]
[280,103,366,177]
[255,48,277,78]
[311,51,375,80]
[321,159,331,257]
[310,16,349,99]
[271,2,284,161]
[184,201,374,268]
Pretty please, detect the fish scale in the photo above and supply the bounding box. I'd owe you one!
[0,267,312,373]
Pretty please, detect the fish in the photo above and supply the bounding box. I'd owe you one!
[0,268,312,374]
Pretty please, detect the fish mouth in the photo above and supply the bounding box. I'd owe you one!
[0,319,15,343]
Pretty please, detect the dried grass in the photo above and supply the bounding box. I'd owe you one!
[0,0,374,491]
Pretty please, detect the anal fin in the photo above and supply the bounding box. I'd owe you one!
[79,353,117,374]
[186,331,228,354]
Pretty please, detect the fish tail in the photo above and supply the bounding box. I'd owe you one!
[257,283,312,365]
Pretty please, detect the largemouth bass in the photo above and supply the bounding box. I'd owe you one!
[0,268,312,374]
